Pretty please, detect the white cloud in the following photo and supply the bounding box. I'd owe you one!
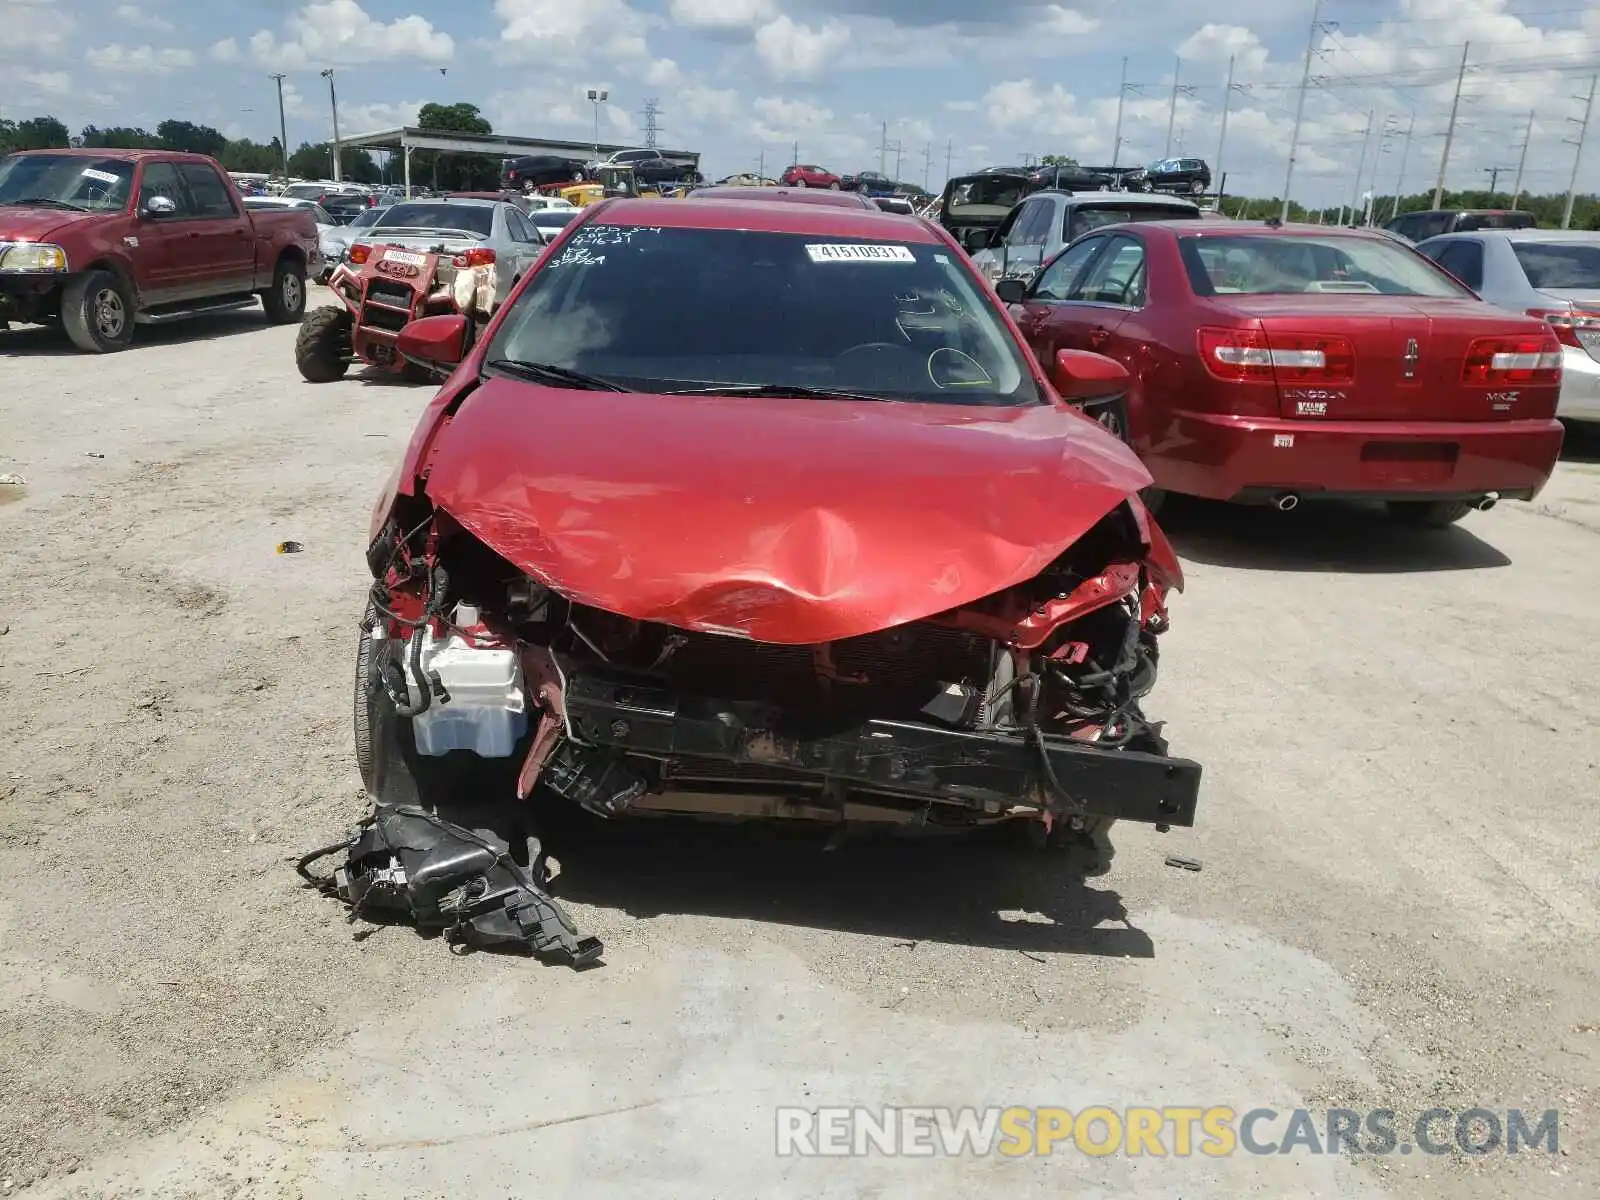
[341,100,424,132]
[4,1,75,58]
[495,0,650,63]
[668,0,776,30]
[1036,6,1098,37]
[753,16,851,80]
[85,44,196,74]
[18,70,73,97]
[208,38,240,63]
[645,57,683,87]
[251,1,453,69]
[112,5,174,32]
[1178,24,1269,77]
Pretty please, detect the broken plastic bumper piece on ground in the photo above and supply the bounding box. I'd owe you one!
[298,803,602,968]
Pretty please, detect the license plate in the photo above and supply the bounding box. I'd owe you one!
[384,250,427,267]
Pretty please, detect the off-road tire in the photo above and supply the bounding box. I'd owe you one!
[263,257,307,324]
[295,305,352,383]
[61,269,135,353]
[1386,499,1474,528]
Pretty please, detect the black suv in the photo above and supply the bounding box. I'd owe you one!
[1027,162,1116,192]
[502,155,589,191]
[1383,208,1536,243]
[1128,157,1212,196]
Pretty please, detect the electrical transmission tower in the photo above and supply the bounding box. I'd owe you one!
[642,97,660,149]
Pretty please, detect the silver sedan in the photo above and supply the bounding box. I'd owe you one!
[1416,229,1600,424]
[348,197,547,309]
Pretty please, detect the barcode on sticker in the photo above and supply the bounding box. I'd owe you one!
[81,168,121,185]
[805,243,915,264]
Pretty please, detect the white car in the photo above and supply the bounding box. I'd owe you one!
[1416,229,1600,424]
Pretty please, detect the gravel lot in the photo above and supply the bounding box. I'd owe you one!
[1,293,1596,1199]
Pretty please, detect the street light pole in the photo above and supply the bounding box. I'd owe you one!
[586,88,609,159]
[270,73,289,181]
[320,68,341,182]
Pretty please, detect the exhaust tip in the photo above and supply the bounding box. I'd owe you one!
[1273,491,1300,512]
[1475,492,1499,512]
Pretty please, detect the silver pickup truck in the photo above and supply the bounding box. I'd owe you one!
[970,191,1203,285]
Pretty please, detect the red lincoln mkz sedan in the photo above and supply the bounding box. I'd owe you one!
[998,220,1566,526]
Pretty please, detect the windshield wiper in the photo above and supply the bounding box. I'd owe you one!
[2,197,89,211]
[662,382,897,403]
[486,358,628,392]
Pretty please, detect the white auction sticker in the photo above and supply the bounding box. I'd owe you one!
[81,168,121,185]
[384,249,428,267]
[805,243,915,264]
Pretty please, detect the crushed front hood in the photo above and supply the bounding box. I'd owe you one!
[422,379,1155,644]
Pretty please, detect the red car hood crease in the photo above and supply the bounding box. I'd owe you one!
[421,380,1156,644]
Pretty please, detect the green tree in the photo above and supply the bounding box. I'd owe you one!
[2,116,71,151]
[1040,155,1079,166]
[285,140,379,183]
[156,120,229,158]
[414,101,498,190]
[80,125,162,149]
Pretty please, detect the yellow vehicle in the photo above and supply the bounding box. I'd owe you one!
[547,166,695,206]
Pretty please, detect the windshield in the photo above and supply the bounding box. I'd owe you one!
[349,207,384,228]
[1067,204,1197,241]
[532,212,578,233]
[943,177,1028,218]
[1179,234,1474,298]
[0,154,134,212]
[374,202,493,237]
[283,183,326,199]
[1512,242,1600,290]
[485,224,1040,406]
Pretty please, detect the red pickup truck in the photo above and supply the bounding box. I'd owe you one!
[0,148,320,352]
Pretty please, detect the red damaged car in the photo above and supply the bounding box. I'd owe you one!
[357,197,1201,878]
[998,221,1566,526]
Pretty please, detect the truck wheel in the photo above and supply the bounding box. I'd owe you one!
[295,306,352,383]
[263,258,307,324]
[1386,499,1473,528]
[61,270,135,353]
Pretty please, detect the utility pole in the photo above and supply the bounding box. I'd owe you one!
[922,142,931,191]
[1364,111,1392,225]
[894,137,904,182]
[1481,165,1507,198]
[1112,56,1130,167]
[1345,110,1374,227]
[1390,112,1415,220]
[1563,74,1596,228]
[1164,57,1194,158]
[945,138,952,182]
[757,148,765,180]
[1432,42,1471,209]
[1510,109,1534,210]
[1214,55,1241,207]
[320,68,341,181]
[792,139,799,167]
[270,73,289,180]
[1282,0,1324,222]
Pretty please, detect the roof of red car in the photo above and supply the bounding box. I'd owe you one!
[690,186,875,210]
[591,196,943,240]
[1134,218,1400,241]
[9,147,218,164]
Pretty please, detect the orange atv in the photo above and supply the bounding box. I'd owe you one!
[295,240,496,383]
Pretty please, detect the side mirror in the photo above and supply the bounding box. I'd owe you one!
[994,277,1027,304]
[1050,348,1130,405]
[142,195,177,218]
[397,313,470,370]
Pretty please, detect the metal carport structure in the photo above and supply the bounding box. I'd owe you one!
[337,126,702,194]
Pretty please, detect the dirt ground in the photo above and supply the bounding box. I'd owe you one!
[1,295,1596,1199]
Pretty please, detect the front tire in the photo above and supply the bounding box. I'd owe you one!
[61,269,135,353]
[1191,179,1206,194]
[1386,499,1474,528]
[295,305,352,382]
[828,181,841,190]
[793,177,807,188]
[263,257,307,324]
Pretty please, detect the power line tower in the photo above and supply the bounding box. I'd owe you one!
[642,97,660,149]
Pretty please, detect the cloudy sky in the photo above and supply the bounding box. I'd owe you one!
[7,0,1600,205]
